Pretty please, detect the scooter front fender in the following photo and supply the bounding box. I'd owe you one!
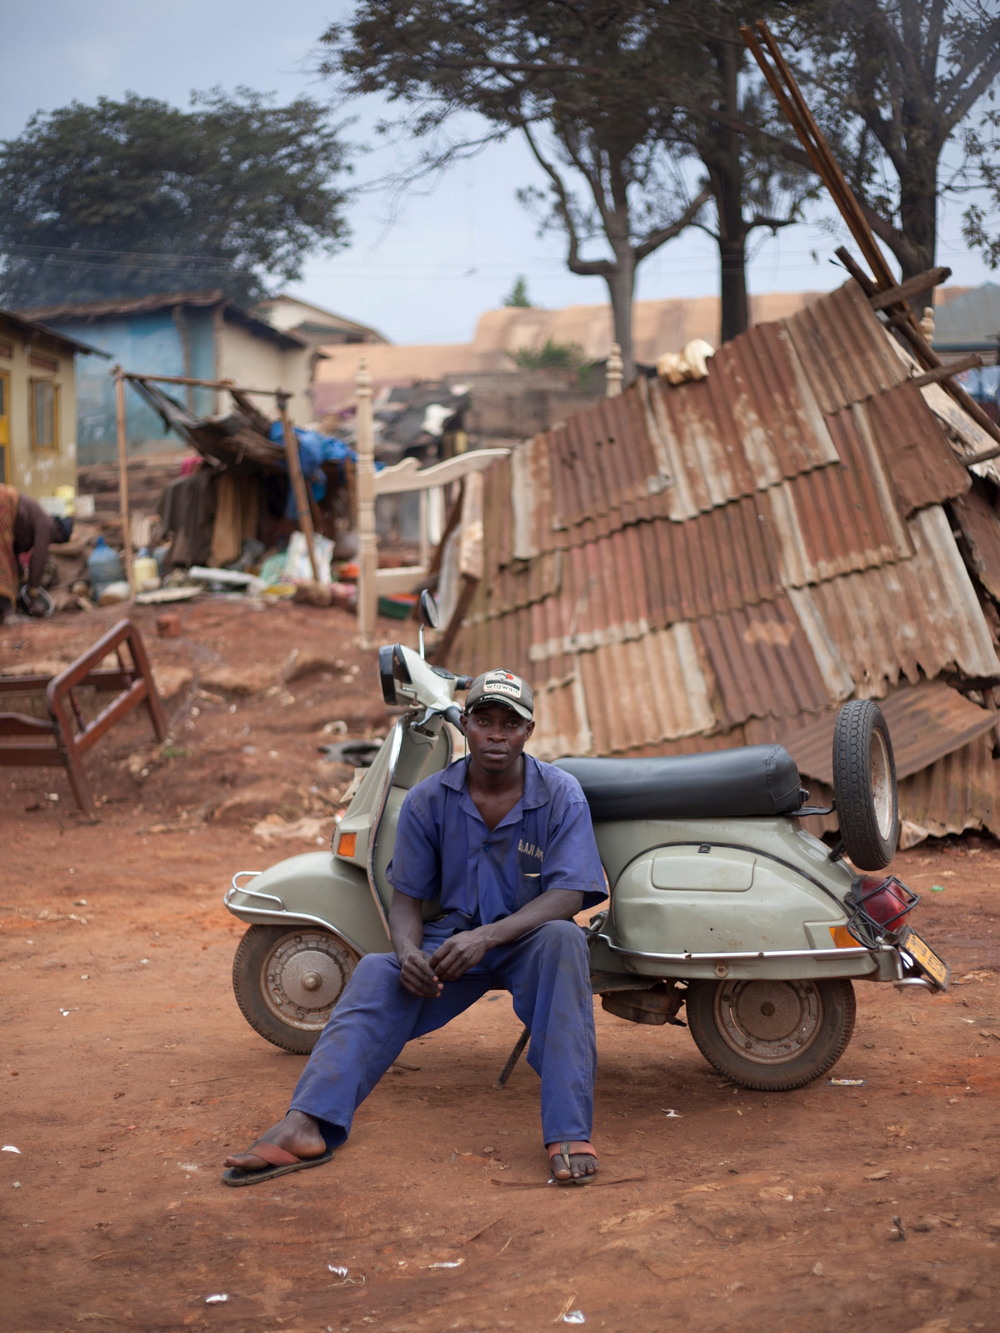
[224,851,391,958]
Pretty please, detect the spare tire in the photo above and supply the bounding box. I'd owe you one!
[832,699,898,870]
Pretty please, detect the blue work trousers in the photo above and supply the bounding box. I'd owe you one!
[289,918,596,1149]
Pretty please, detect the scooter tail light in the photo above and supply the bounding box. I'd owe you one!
[845,875,919,946]
[337,831,358,858]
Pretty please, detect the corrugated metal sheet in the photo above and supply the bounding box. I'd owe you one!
[952,482,1000,604]
[799,506,1000,691]
[777,679,1000,784]
[863,380,970,515]
[440,279,1000,835]
[896,732,999,838]
[781,281,909,412]
[529,624,717,758]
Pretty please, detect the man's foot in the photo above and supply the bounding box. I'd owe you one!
[547,1140,598,1185]
[221,1111,331,1187]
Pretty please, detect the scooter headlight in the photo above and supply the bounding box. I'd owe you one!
[845,875,919,946]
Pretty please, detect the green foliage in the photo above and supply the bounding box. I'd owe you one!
[0,89,351,307]
[503,276,533,307]
[318,1,810,362]
[794,0,1000,280]
[508,338,586,372]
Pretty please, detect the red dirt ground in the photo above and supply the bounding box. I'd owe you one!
[2,599,999,1333]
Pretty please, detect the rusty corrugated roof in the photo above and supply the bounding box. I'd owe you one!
[778,679,999,785]
[952,482,1000,604]
[438,279,1000,834]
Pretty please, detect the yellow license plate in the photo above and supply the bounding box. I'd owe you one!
[903,930,950,990]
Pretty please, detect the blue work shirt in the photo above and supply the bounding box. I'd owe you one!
[387,754,606,925]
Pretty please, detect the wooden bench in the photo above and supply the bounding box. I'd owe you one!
[0,618,167,817]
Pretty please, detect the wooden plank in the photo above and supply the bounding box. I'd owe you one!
[278,395,320,583]
[374,448,510,496]
[910,354,983,387]
[869,268,953,311]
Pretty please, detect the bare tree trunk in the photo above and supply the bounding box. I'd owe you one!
[701,38,752,344]
[719,234,749,343]
[603,244,637,382]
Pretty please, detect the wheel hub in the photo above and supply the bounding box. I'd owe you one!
[871,729,893,837]
[262,933,354,1030]
[714,979,823,1064]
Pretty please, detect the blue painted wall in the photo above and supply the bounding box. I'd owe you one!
[43,307,218,463]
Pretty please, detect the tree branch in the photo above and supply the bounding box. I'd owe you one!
[634,184,712,262]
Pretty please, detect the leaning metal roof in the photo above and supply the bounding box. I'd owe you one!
[438,279,1000,838]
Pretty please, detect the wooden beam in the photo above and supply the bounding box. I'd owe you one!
[278,394,320,583]
[868,268,952,311]
[114,369,135,599]
[373,448,510,496]
[121,371,283,396]
[910,354,983,387]
[834,247,877,296]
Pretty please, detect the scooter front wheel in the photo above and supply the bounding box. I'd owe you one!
[685,977,856,1091]
[232,925,359,1054]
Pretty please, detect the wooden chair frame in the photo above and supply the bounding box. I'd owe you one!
[0,618,167,816]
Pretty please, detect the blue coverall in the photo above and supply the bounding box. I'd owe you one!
[289,754,607,1149]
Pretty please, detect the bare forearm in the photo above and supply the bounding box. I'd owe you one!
[427,889,584,981]
[387,891,427,961]
[474,889,584,951]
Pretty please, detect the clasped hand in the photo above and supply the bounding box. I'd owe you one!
[399,928,491,997]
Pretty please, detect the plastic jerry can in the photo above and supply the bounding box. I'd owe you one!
[132,549,160,592]
[86,535,124,598]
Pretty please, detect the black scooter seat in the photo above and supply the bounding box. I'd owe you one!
[554,745,805,822]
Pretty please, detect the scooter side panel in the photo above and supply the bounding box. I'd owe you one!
[594,818,878,982]
[225,851,391,957]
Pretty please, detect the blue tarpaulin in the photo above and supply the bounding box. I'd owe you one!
[268,422,356,518]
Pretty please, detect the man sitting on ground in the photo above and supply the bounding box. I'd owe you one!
[222,667,606,1187]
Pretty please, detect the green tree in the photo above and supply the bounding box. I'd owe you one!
[319,2,810,375]
[508,337,586,371]
[790,0,1000,307]
[0,89,351,308]
[319,1,711,379]
[503,275,533,306]
[665,3,816,343]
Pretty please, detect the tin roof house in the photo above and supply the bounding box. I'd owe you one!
[434,279,1000,842]
[20,290,320,466]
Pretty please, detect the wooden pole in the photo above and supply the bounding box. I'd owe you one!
[355,358,377,648]
[278,392,320,583]
[114,368,135,599]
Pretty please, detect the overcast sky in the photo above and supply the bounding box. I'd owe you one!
[4,0,997,346]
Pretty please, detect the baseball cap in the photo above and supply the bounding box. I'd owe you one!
[465,668,534,721]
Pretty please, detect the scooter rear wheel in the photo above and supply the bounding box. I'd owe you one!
[232,924,358,1054]
[685,976,856,1091]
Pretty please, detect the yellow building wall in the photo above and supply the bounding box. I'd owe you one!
[215,322,315,425]
[0,314,78,499]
